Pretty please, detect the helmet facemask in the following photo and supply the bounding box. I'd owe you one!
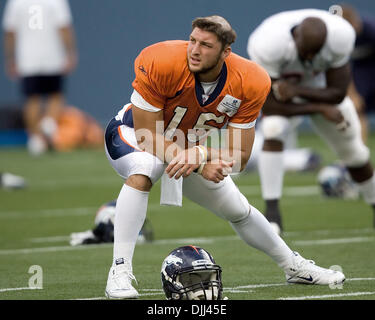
[167,265,222,300]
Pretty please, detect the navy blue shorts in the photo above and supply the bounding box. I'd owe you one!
[21,74,64,96]
[104,117,137,161]
[352,64,375,112]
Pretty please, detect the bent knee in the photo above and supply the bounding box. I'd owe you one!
[261,116,290,141]
[220,192,250,223]
[126,174,153,192]
[339,143,370,168]
[263,139,283,151]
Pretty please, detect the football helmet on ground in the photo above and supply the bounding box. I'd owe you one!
[317,164,359,199]
[161,245,223,300]
[70,200,154,245]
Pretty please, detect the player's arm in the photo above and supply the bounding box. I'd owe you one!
[172,126,253,183]
[134,106,229,182]
[347,80,365,112]
[3,31,17,79]
[59,25,78,74]
[264,80,345,124]
[207,125,254,173]
[166,126,251,182]
[290,63,351,104]
[273,63,351,104]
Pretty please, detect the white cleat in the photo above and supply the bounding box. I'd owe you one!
[105,258,139,299]
[285,252,345,285]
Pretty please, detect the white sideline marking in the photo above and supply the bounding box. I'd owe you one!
[0,287,41,293]
[230,277,375,291]
[0,243,113,255]
[28,227,374,244]
[233,283,287,289]
[293,236,375,246]
[278,291,375,300]
[68,278,375,300]
[0,204,160,220]
[31,236,70,243]
[239,185,319,197]
[1,278,368,299]
[284,228,374,237]
[31,177,121,189]
[0,207,97,219]
[2,233,375,256]
[0,235,238,255]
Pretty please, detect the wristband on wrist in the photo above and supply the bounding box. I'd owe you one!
[197,162,206,174]
[194,145,207,162]
[193,145,207,174]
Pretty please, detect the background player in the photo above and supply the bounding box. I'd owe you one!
[248,9,375,234]
[104,15,345,299]
[341,4,375,144]
[2,0,77,155]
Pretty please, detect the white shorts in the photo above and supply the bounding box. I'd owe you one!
[260,97,370,167]
[104,116,250,222]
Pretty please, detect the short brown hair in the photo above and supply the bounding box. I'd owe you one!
[192,15,237,48]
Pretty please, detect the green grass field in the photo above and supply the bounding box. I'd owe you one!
[1,132,375,300]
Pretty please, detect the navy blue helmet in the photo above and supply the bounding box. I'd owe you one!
[317,164,359,199]
[161,245,223,300]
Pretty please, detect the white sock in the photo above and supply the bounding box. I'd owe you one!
[258,151,284,199]
[230,205,293,268]
[39,116,57,138]
[113,184,149,267]
[357,172,375,205]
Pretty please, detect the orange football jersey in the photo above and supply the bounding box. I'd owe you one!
[132,40,270,144]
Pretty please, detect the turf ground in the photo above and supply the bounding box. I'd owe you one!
[0,132,375,301]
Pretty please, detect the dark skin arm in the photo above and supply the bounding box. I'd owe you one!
[263,88,345,124]
[265,62,352,124]
[272,63,351,105]
[3,31,17,79]
[4,26,78,78]
[292,63,351,104]
[59,25,78,74]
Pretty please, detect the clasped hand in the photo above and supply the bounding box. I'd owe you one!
[272,80,298,102]
[165,148,234,183]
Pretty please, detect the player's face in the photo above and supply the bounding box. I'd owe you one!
[296,42,319,63]
[293,27,322,63]
[187,28,230,81]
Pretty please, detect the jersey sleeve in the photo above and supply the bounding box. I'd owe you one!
[2,0,17,31]
[55,0,73,27]
[327,20,356,68]
[247,28,287,79]
[228,64,271,128]
[131,44,177,110]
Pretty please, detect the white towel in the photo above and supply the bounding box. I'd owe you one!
[160,172,183,207]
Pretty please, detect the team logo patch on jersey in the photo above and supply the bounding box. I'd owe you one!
[138,65,147,75]
[217,95,241,117]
